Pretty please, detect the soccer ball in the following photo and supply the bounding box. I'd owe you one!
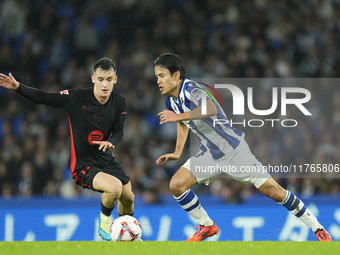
[110,215,142,242]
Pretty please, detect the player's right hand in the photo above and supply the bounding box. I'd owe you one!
[155,153,180,165]
[92,140,115,152]
[0,73,20,90]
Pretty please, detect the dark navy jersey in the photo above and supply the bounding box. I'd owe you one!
[16,83,127,178]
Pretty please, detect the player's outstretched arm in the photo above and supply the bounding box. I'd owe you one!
[156,153,181,165]
[155,122,189,165]
[1,73,73,109]
[188,100,217,120]
[0,73,20,90]
[158,100,217,124]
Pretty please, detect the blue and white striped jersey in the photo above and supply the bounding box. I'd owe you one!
[165,78,244,160]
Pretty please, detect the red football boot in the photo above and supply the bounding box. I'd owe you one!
[315,228,332,242]
[186,222,219,242]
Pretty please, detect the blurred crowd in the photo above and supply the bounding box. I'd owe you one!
[1,0,340,203]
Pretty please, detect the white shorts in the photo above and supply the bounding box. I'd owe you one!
[182,141,271,189]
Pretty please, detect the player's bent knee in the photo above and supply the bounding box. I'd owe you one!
[169,178,187,197]
[106,182,123,198]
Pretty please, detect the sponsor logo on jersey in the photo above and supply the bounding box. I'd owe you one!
[88,130,104,145]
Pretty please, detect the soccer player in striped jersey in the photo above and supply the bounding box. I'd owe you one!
[154,53,331,242]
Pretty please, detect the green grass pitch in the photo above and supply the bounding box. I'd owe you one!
[0,241,339,255]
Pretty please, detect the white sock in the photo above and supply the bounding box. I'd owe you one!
[280,190,321,232]
[174,189,214,226]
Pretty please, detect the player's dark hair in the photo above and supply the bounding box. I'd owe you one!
[93,57,117,72]
[154,53,186,79]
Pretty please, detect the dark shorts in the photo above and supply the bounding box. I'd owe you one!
[73,158,130,191]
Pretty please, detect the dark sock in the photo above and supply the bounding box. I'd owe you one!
[101,202,114,216]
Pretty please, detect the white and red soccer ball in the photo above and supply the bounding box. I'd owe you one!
[110,215,142,242]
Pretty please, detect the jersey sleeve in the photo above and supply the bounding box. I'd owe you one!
[186,82,214,110]
[15,83,76,110]
[107,95,127,147]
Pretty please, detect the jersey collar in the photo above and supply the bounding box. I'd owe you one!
[174,78,187,99]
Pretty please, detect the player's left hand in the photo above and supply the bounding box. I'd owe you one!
[158,110,178,124]
[0,73,20,90]
[92,141,115,152]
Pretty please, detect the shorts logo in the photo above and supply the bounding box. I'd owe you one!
[85,168,92,178]
[59,90,69,95]
[88,130,104,145]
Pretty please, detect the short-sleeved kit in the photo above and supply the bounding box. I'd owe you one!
[165,79,270,188]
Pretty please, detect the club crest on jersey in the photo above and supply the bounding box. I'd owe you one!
[59,90,69,95]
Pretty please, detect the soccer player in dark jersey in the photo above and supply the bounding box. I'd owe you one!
[0,58,134,241]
